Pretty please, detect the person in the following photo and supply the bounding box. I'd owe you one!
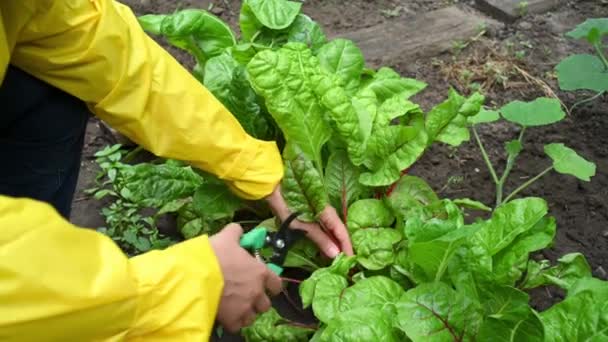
[0,0,353,340]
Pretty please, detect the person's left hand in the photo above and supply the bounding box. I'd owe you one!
[265,185,353,258]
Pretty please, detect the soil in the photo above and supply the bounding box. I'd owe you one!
[70,0,608,339]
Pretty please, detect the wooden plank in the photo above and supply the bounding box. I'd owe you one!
[475,0,561,22]
[331,6,495,67]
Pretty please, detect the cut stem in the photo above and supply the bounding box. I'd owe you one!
[472,125,500,185]
[503,166,553,203]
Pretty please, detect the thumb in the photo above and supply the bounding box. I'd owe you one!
[222,223,244,242]
[303,227,340,258]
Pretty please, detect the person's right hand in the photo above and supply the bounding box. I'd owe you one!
[209,223,283,333]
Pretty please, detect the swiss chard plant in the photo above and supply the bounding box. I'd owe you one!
[86,1,607,340]
[556,18,608,110]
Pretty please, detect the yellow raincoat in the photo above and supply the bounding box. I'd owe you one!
[0,0,283,340]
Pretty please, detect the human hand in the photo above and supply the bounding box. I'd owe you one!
[265,185,353,258]
[209,224,282,333]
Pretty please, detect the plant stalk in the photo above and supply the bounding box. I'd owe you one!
[570,91,606,112]
[503,166,553,203]
[496,127,526,206]
[472,125,500,184]
[594,42,608,70]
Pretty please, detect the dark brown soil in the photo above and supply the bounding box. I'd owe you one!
[70,0,608,339]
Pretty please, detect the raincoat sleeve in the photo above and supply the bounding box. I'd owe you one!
[9,0,283,200]
[0,195,223,341]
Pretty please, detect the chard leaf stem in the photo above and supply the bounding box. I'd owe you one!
[503,166,553,204]
[496,126,526,206]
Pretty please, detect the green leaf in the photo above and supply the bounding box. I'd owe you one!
[247,43,332,163]
[505,140,523,159]
[566,18,608,42]
[396,282,483,341]
[359,113,428,186]
[352,228,402,270]
[157,198,191,215]
[283,239,322,272]
[493,216,556,285]
[346,199,394,233]
[138,14,166,35]
[239,1,263,41]
[179,217,204,239]
[300,254,357,308]
[242,308,314,342]
[311,273,349,323]
[541,278,608,341]
[425,89,482,146]
[472,197,548,256]
[360,67,427,102]
[375,96,422,128]
[247,0,301,30]
[407,219,480,281]
[287,14,327,53]
[143,9,236,62]
[544,143,596,181]
[203,53,270,139]
[282,146,329,221]
[120,162,204,207]
[325,150,366,218]
[317,39,364,92]
[338,276,405,313]
[319,308,400,342]
[556,54,608,92]
[192,183,241,221]
[468,108,500,124]
[500,97,565,127]
[387,175,439,218]
[522,253,592,290]
[478,284,530,321]
[453,198,492,211]
[478,312,545,342]
[351,88,377,144]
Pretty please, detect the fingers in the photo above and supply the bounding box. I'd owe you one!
[302,225,341,258]
[254,293,272,313]
[320,207,354,256]
[264,269,283,296]
[222,223,244,242]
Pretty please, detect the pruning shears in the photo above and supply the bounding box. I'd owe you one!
[239,212,307,276]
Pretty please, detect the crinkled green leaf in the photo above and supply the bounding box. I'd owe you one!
[239,2,263,41]
[311,274,349,323]
[192,183,241,221]
[556,54,608,92]
[247,43,332,163]
[396,282,483,341]
[375,96,422,128]
[300,254,357,307]
[500,98,565,127]
[287,14,327,53]
[319,308,400,342]
[387,175,439,218]
[545,143,596,181]
[139,9,236,62]
[351,88,377,144]
[478,312,545,342]
[317,39,364,92]
[436,114,471,146]
[453,198,492,211]
[311,74,366,164]
[325,150,367,218]
[352,228,402,270]
[566,18,608,42]
[468,108,500,124]
[247,0,301,30]
[522,253,592,290]
[427,90,483,146]
[359,113,428,186]
[406,218,479,281]
[472,197,548,256]
[541,277,608,341]
[179,217,204,239]
[242,308,314,342]
[120,162,204,207]
[157,198,191,215]
[346,199,394,233]
[282,145,329,221]
[493,216,556,285]
[339,276,405,313]
[203,53,270,139]
[363,125,419,168]
[478,283,531,321]
[360,67,427,102]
